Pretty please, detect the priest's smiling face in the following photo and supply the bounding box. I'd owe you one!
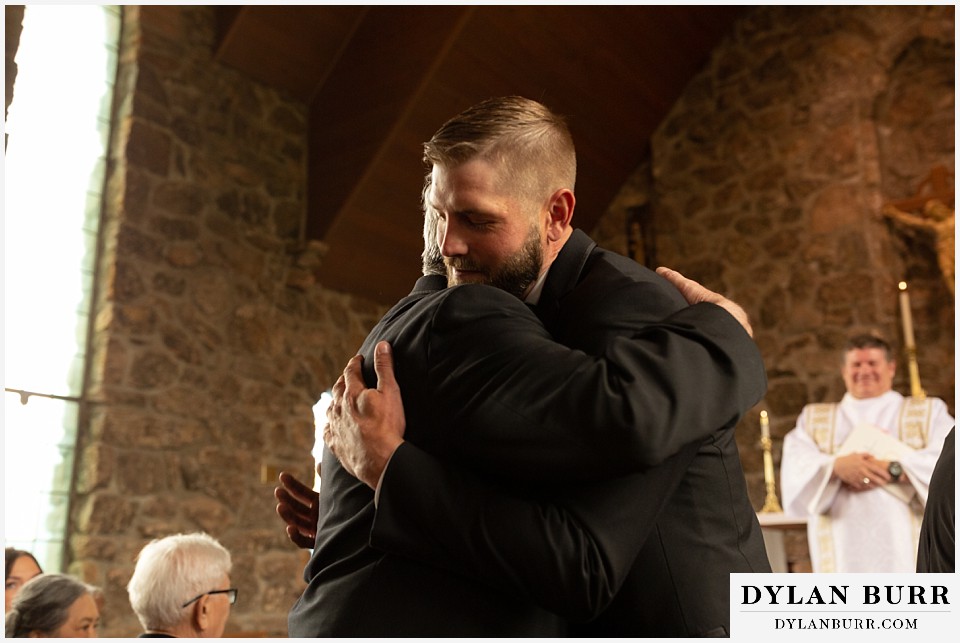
[841,347,896,399]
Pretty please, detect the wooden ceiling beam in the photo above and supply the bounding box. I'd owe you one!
[208,5,744,304]
[305,6,472,242]
[212,5,368,102]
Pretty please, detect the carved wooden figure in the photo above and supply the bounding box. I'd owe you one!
[883,166,955,297]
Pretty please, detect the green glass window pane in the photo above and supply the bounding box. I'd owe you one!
[4,5,119,574]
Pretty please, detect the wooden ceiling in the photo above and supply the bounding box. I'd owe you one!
[213,5,744,305]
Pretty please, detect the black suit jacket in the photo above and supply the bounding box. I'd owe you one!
[917,426,955,573]
[371,230,770,636]
[288,258,766,635]
[549,231,772,637]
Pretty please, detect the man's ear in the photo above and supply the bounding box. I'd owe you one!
[544,188,575,242]
[192,595,210,632]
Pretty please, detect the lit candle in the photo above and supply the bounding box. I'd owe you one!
[898,282,916,349]
[760,410,770,441]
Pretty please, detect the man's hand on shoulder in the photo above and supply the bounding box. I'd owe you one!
[656,266,753,338]
[324,341,407,489]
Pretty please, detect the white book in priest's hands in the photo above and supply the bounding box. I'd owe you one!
[806,423,916,514]
[835,422,916,504]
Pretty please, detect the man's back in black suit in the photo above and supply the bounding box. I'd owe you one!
[289,274,764,635]
[549,233,772,636]
[294,95,769,636]
[370,231,771,636]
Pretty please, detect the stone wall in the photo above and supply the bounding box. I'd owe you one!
[592,5,954,572]
[4,5,24,126]
[71,6,385,635]
[22,4,953,629]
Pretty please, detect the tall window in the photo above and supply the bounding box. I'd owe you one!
[4,5,120,572]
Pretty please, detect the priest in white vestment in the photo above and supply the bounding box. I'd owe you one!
[781,333,953,572]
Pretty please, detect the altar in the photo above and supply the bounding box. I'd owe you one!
[757,512,809,572]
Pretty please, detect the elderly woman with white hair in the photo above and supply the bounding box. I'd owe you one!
[126,532,235,638]
[5,573,100,637]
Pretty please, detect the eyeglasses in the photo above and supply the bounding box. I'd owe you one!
[181,588,238,608]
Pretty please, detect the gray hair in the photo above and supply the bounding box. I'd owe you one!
[126,532,232,630]
[420,175,445,276]
[5,573,98,637]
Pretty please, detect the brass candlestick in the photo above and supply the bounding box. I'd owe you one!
[905,347,926,400]
[899,282,926,400]
[759,410,783,513]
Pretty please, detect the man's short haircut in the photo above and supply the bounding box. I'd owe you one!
[5,573,97,637]
[422,96,577,208]
[126,532,231,631]
[843,333,894,362]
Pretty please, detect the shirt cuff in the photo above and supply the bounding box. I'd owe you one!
[373,442,403,507]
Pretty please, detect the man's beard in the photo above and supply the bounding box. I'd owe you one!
[446,228,543,299]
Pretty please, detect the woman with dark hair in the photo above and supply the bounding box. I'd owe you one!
[5,573,99,637]
[4,549,42,611]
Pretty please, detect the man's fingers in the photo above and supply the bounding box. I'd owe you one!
[655,266,678,280]
[657,266,698,301]
[373,341,399,393]
[866,462,891,483]
[332,374,345,394]
[657,266,707,304]
[285,525,316,550]
[658,265,754,337]
[655,266,682,288]
[276,497,310,525]
[342,355,365,413]
[275,486,314,519]
[323,421,336,455]
[328,376,345,424]
[330,375,346,410]
[278,471,316,503]
[276,497,317,549]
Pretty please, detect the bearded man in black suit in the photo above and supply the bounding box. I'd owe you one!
[286,96,770,637]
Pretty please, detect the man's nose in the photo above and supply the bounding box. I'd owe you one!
[439,218,467,257]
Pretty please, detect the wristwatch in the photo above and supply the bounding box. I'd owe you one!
[888,461,903,481]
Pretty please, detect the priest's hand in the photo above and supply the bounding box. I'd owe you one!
[656,266,753,337]
[325,341,406,489]
[833,452,891,491]
[275,470,320,549]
